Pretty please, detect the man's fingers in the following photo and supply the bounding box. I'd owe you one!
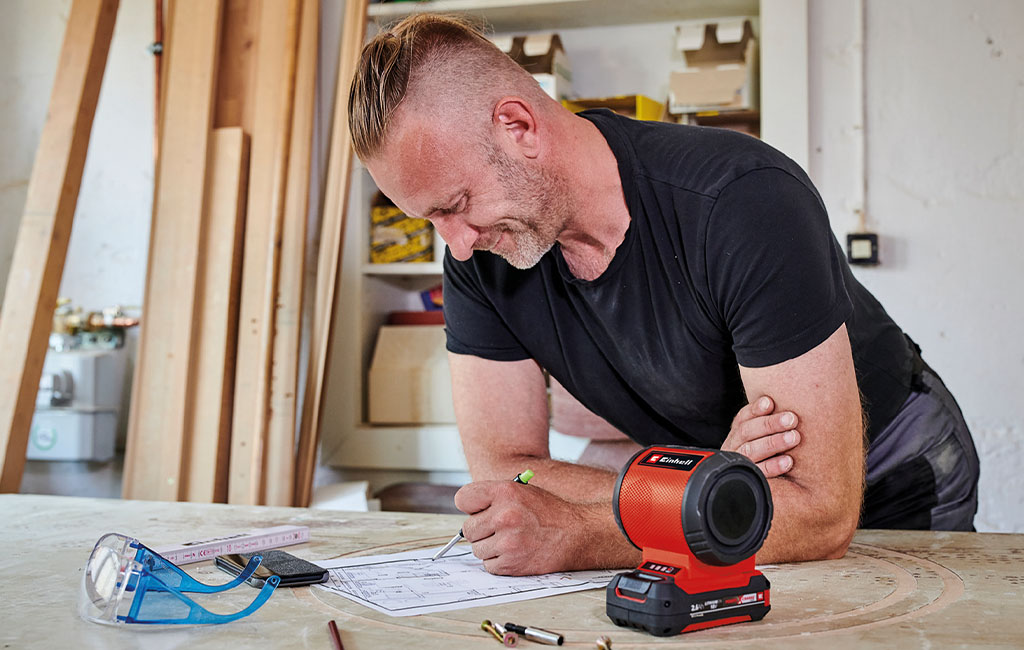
[758,453,795,479]
[735,410,798,445]
[739,429,801,463]
[732,395,775,427]
[453,481,496,515]
[460,514,495,544]
[469,532,500,560]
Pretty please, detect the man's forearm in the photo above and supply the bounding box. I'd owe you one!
[465,452,642,571]
[468,452,619,503]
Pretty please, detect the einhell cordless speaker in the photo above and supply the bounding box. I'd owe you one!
[607,445,773,636]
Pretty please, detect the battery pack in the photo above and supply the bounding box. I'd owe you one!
[607,569,770,636]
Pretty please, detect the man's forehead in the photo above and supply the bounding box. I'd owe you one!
[369,116,474,213]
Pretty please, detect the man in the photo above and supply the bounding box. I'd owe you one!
[348,15,980,575]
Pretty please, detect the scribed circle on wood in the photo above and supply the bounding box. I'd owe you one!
[296,539,966,646]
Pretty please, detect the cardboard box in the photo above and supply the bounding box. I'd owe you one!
[493,33,573,101]
[368,325,456,424]
[669,18,759,114]
[563,95,666,122]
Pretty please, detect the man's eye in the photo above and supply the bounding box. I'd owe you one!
[440,196,467,215]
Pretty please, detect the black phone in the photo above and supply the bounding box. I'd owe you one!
[214,549,329,588]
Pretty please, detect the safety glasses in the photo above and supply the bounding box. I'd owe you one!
[79,532,279,625]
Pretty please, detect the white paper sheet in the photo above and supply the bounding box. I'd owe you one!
[314,545,619,617]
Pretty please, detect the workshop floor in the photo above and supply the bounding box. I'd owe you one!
[19,453,123,499]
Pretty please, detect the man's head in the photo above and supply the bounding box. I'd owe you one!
[348,15,574,268]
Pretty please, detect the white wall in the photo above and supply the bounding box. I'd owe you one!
[0,0,70,305]
[0,0,153,314]
[809,0,1024,531]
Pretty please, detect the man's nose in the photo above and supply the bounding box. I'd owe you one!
[432,217,478,261]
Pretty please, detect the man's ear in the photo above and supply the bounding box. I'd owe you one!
[493,97,540,159]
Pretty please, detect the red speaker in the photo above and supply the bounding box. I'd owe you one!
[607,445,773,636]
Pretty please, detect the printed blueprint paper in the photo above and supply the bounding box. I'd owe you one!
[314,546,619,616]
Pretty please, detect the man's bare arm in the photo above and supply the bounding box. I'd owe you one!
[737,323,865,562]
[449,352,640,571]
[449,351,814,573]
[450,352,621,500]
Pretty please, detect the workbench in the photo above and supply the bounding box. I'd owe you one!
[1,494,1021,648]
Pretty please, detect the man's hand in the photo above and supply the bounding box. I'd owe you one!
[722,395,801,478]
[454,479,638,575]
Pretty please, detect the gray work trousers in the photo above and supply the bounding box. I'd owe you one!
[862,367,980,531]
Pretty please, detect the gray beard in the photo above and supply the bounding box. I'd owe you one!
[486,146,572,269]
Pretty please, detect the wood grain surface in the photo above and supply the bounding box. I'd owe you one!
[4,494,1020,648]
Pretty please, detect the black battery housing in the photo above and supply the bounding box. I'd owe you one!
[607,570,771,636]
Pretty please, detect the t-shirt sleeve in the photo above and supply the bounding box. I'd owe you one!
[704,167,852,368]
[442,249,531,361]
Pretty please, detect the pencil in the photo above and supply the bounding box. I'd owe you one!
[327,619,344,650]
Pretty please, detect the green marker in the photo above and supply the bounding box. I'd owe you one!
[431,470,534,561]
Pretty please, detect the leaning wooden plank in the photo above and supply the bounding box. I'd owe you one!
[182,128,249,503]
[122,0,223,501]
[264,0,318,507]
[0,0,119,494]
[228,0,301,505]
[293,0,369,507]
[214,0,261,131]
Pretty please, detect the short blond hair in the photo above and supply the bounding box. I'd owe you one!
[347,14,540,160]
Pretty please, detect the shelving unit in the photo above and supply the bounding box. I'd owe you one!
[319,0,809,472]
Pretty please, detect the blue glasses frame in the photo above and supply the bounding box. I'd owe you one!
[81,532,280,625]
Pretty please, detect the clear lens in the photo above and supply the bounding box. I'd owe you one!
[80,533,137,624]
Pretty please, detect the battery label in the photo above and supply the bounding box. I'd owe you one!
[689,591,765,618]
[639,452,704,471]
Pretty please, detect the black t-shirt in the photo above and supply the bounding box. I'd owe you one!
[443,109,912,447]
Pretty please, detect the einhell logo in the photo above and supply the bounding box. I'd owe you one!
[639,452,703,471]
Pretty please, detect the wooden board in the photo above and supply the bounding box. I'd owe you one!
[122,0,223,501]
[294,0,370,507]
[5,494,1024,648]
[228,0,301,505]
[182,127,249,503]
[263,0,319,507]
[213,0,261,132]
[0,0,118,493]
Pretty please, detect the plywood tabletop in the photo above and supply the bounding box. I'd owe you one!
[1,494,1020,648]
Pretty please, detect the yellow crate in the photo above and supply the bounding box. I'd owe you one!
[562,95,666,121]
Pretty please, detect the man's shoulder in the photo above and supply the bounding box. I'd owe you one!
[587,110,804,198]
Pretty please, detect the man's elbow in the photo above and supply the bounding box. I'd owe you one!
[816,502,860,560]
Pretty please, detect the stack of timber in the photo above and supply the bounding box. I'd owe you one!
[0,0,367,504]
[122,0,363,505]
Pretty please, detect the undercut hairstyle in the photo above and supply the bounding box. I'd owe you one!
[348,13,547,160]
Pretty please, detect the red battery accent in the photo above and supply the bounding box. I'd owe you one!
[607,445,774,636]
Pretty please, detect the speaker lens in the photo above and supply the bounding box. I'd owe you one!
[709,477,756,544]
[681,452,773,565]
